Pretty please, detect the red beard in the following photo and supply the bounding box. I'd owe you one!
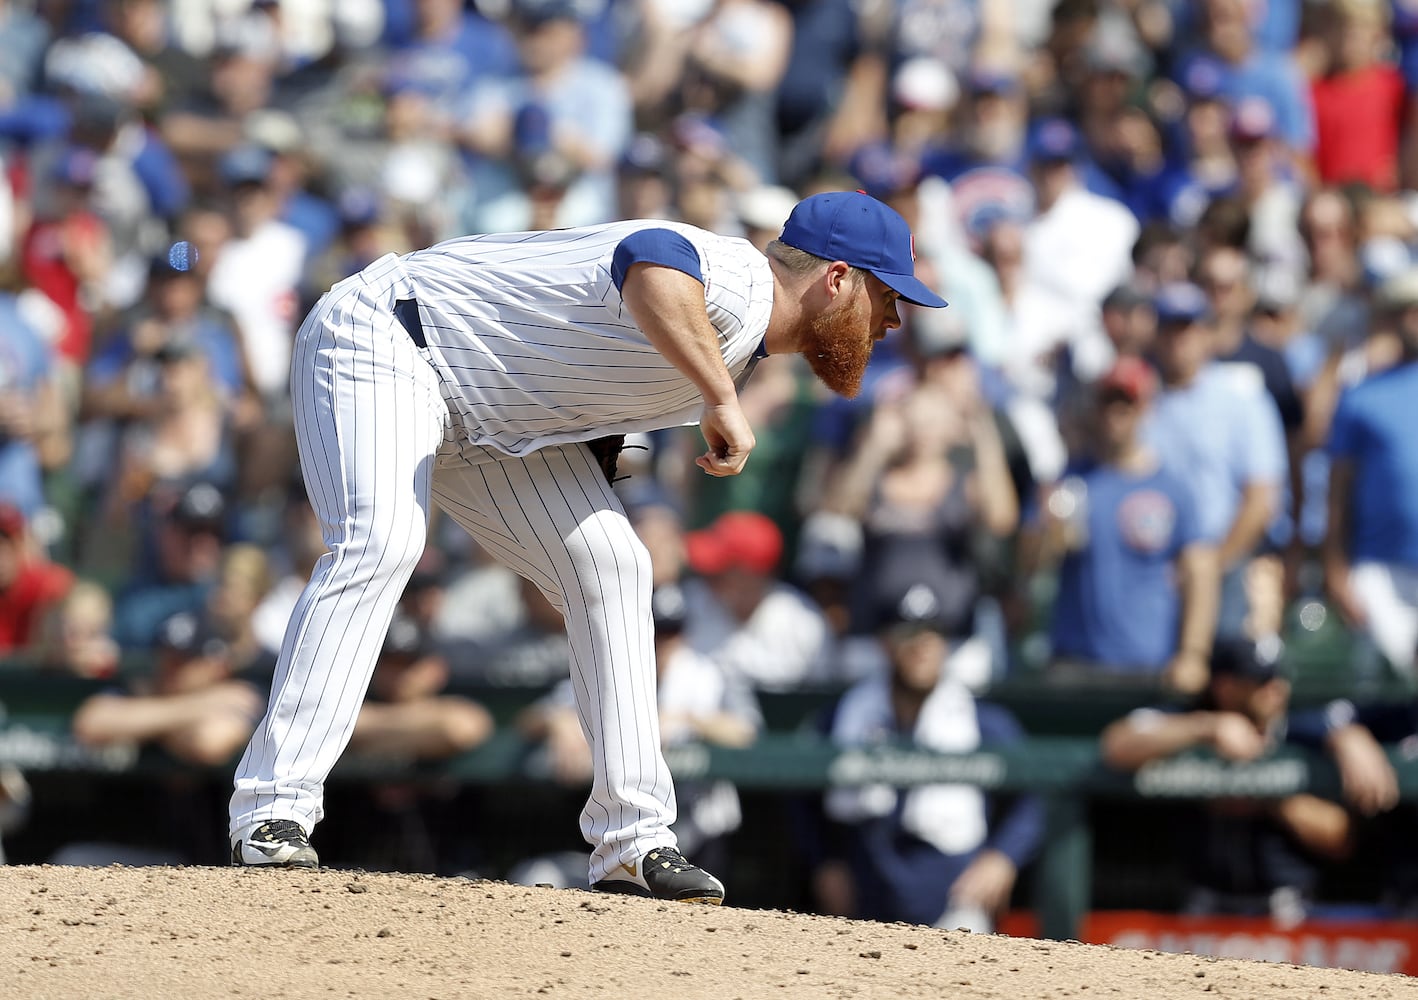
[802,292,874,399]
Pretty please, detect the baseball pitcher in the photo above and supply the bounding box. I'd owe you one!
[229,191,947,903]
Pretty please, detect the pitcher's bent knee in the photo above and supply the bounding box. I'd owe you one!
[563,514,653,605]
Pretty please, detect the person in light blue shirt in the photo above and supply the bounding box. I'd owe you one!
[1142,283,1287,641]
[1324,268,1418,677]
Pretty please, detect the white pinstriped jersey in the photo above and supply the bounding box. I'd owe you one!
[397,220,775,457]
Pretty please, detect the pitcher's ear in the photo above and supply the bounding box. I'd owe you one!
[822,260,853,299]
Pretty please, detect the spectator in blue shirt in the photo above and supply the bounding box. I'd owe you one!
[1172,0,1315,156]
[1029,357,1219,689]
[1142,282,1287,646]
[808,580,1044,931]
[381,0,518,122]
[1324,266,1418,679]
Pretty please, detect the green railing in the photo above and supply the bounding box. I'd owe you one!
[4,657,1416,939]
[6,703,1418,939]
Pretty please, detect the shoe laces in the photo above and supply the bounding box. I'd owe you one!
[254,819,308,844]
[645,848,696,874]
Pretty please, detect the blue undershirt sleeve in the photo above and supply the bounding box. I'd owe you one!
[611,228,704,290]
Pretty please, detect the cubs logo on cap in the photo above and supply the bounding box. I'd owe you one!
[778,192,948,308]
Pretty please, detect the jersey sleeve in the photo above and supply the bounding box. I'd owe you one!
[610,228,705,290]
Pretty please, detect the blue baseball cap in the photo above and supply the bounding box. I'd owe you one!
[1153,282,1210,325]
[1029,118,1082,164]
[1180,56,1226,103]
[778,191,948,308]
[220,144,274,186]
[848,141,922,201]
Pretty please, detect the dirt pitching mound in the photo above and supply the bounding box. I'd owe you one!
[1,865,1415,999]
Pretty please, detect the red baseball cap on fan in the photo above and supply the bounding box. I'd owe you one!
[0,502,25,538]
[1096,356,1158,403]
[685,511,783,576]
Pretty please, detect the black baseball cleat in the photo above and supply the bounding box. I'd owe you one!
[231,820,320,869]
[591,847,725,904]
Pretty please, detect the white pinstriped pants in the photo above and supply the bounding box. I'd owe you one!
[230,256,677,882]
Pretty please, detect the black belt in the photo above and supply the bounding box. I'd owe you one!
[394,298,426,349]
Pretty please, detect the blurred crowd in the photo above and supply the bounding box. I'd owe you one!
[1,0,1418,930]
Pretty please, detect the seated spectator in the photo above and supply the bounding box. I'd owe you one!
[1290,695,1416,913]
[1324,271,1418,679]
[623,485,687,588]
[519,582,759,868]
[0,502,74,656]
[112,480,227,649]
[253,483,321,657]
[809,581,1044,931]
[680,510,830,691]
[35,579,120,679]
[347,611,493,762]
[72,609,263,767]
[1203,245,1304,437]
[398,546,450,643]
[204,543,273,674]
[1024,358,1219,689]
[615,132,676,224]
[793,510,863,676]
[1100,638,1354,925]
[380,0,517,126]
[921,69,1035,244]
[305,186,413,304]
[431,540,525,664]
